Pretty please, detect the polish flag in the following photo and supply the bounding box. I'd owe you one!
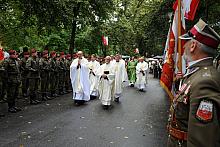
[102,36,108,46]
[134,48,139,54]
[160,2,186,100]
[173,0,200,21]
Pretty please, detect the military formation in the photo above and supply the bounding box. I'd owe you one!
[0,49,73,114]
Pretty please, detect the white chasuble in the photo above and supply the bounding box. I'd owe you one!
[97,63,115,105]
[70,57,90,101]
[112,61,128,98]
[135,61,148,89]
[88,60,100,96]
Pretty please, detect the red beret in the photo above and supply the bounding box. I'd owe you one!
[66,54,71,58]
[50,51,56,56]
[9,49,16,55]
[42,50,48,55]
[31,48,37,53]
[72,54,78,58]
[23,52,30,55]
[60,52,65,55]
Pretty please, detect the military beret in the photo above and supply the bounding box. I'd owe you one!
[42,50,48,55]
[23,52,30,55]
[180,19,220,49]
[9,49,16,55]
[60,52,65,55]
[50,51,56,56]
[66,54,71,58]
[72,54,78,58]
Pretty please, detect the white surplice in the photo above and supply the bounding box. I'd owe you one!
[135,61,148,89]
[97,63,115,105]
[70,57,90,101]
[88,60,100,96]
[112,61,128,98]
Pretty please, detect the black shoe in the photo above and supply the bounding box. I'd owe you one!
[90,95,97,100]
[14,107,22,112]
[30,100,38,105]
[103,105,109,110]
[8,107,17,113]
[34,100,41,104]
[139,89,145,92]
[23,93,28,97]
[114,97,119,103]
[46,96,53,100]
[0,113,5,117]
[130,84,134,87]
[42,97,48,101]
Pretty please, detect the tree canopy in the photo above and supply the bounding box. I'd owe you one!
[0,0,219,56]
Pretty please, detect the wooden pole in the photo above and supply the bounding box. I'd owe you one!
[177,0,182,72]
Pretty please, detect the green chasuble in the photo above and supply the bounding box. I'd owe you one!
[127,60,137,83]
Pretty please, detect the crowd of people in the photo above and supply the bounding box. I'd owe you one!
[0,49,154,116]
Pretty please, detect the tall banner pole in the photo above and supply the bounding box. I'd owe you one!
[177,0,182,72]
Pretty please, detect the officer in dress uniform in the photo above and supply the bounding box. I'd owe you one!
[167,19,220,147]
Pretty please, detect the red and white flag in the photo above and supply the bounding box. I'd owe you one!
[102,36,108,46]
[134,48,139,54]
[173,0,200,21]
[160,2,186,100]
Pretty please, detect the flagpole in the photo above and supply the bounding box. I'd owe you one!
[177,0,182,72]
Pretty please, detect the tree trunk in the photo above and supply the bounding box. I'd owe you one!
[69,3,81,56]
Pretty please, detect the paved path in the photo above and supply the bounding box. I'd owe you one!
[0,77,169,147]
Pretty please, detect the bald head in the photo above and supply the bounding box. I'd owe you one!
[77,51,83,59]
[105,56,111,64]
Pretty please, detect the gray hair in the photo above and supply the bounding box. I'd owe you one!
[193,39,216,56]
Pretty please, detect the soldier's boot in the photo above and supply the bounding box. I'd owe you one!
[63,87,67,94]
[41,93,48,101]
[59,89,64,95]
[30,94,38,105]
[12,102,22,112]
[22,89,28,97]
[0,113,5,117]
[46,93,53,100]
[8,103,17,113]
[34,92,41,103]
[51,91,57,98]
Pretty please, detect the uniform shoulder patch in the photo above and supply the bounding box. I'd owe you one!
[196,100,213,122]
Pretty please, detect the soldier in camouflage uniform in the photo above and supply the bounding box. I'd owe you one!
[20,52,30,97]
[3,50,22,113]
[49,51,58,97]
[26,49,41,105]
[167,19,220,147]
[39,50,52,101]
[58,52,67,95]
[65,54,72,92]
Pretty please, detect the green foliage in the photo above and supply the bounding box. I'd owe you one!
[0,0,219,56]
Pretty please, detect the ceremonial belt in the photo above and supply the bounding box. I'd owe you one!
[167,125,187,141]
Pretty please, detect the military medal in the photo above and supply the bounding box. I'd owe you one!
[196,100,213,122]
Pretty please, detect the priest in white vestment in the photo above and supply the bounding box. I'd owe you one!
[135,57,148,92]
[70,51,90,105]
[112,54,128,102]
[88,54,100,99]
[97,56,115,109]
